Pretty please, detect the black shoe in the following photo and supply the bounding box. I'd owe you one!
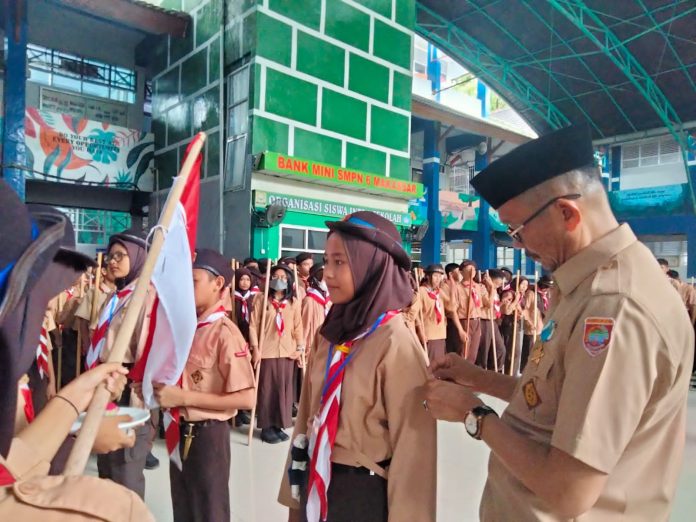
[236,411,251,425]
[274,427,289,442]
[145,452,160,470]
[260,428,281,444]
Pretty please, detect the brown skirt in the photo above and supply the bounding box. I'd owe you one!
[257,357,295,429]
[426,339,446,363]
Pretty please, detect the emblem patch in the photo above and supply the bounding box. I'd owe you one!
[583,317,615,357]
[540,320,556,342]
[235,344,250,358]
[191,370,204,384]
[522,379,541,410]
[529,340,545,365]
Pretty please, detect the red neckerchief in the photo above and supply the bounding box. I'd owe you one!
[234,290,252,322]
[494,294,501,319]
[307,288,331,316]
[426,288,443,323]
[250,285,261,295]
[196,305,227,329]
[271,299,287,336]
[463,282,482,308]
[540,291,549,311]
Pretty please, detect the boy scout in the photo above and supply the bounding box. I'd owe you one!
[152,248,255,522]
[418,264,449,361]
[446,260,482,362]
[424,125,694,521]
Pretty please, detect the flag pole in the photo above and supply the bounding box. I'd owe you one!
[64,132,207,476]
[293,264,307,378]
[532,271,540,346]
[509,270,521,376]
[248,260,273,446]
[464,269,473,360]
[486,270,499,373]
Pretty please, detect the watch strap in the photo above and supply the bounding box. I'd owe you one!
[471,405,498,440]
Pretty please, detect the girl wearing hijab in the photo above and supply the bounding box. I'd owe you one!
[232,267,255,343]
[301,263,331,362]
[278,211,436,522]
[86,229,154,499]
[249,265,304,444]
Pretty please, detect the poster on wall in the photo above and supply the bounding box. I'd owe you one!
[439,191,507,231]
[608,183,689,218]
[40,88,129,126]
[24,107,154,191]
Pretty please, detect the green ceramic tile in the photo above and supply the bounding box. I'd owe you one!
[345,142,386,175]
[348,54,389,103]
[156,67,180,97]
[252,62,262,110]
[296,31,345,87]
[268,0,321,30]
[293,127,342,165]
[225,0,256,14]
[192,85,220,133]
[206,130,220,177]
[265,68,317,126]
[389,154,411,180]
[325,1,370,52]
[208,37,221,82]
[170,29,194,65]
[392,70,412,110]
[152,117,166,149]
[166,101,191,145]
[360,0,392,19]
[370,106,409,151]
[321,88,366,140]
[184,0,205,12]
[181,48,208,97]
[156,149,179,189]
[150,36,169,75]
[256,12,291,67]
[252,115,289,154]
[161,0,183,11]
[196,0,221,47]
[373,19,411,69]
[395,0,415,29]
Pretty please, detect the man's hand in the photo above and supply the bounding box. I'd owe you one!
[430,352,483,388]
[423,379,483,422]
[457,328,469,347]
[92,415,136,454]
[153,383,186,409]
[251,348,261,369]
[59,363,129,413]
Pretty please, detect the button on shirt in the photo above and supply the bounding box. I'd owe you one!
[480,224,694,521]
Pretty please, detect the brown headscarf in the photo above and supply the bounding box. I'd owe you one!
[320,231,413,344]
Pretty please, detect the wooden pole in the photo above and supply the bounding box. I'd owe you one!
[248,260,273,446]
[486,271,499,373]
[532,271,540,345]
[293,263,307,379]
[64,132,207,476]
[464,269,473,360]
[509,270,521,376]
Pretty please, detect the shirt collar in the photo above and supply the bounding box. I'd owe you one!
[553,224,636,297]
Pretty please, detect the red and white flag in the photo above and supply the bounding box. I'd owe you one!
[130,134,203,470]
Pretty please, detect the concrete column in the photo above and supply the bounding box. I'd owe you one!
[421,120,441,265]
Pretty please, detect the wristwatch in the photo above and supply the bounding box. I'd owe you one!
[464,405,498,440]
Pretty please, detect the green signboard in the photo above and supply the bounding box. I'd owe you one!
[608,183,689,218]
[254,190,412,226]
[259,151,424,199]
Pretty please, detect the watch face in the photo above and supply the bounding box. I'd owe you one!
[465,413,478,435]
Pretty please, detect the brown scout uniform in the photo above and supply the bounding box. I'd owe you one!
[278,313,437,521]
[417,286,449,362]
[480,225,694,521]
[477,285,506,371]
[301,294,329,358]
[447,280,483,362]
[96,284,156,499]
[0,438,153,521]
[402,291,424,340]
[170,300,255,522]
[249,294,303,430]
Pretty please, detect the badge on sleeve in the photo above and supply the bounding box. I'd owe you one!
[522,379,541,410]
[582,317,615,357]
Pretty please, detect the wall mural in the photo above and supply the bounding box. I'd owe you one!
[24,107,154,191]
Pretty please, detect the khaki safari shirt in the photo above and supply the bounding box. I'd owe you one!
[481,224,694,521]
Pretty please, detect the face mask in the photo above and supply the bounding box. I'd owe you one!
[270,278,288,292]
[318,281,328,292]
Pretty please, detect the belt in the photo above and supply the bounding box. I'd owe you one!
[179,418,225,428]
[332,459,391,476]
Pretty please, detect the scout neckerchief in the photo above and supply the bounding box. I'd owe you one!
[20,379,35,424]
[271,299,287,336]
[306,310,398,522]
[463,281,482,308]
[35,323,49,379]
[540,291,549,312]
[426,287,443,323]
[164,305,228,471]
[494,294,501,319]
[234,290,253,322]
[307,288,331,316]
[85,283,135,369]
[251,285,261,295]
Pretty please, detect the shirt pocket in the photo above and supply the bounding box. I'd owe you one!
[523,343,559,427]
[186,350,216,391]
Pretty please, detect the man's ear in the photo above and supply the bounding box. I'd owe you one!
[558,198,581,231]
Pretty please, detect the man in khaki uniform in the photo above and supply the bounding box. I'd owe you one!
[424,125,694,521]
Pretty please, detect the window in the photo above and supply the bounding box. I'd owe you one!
[496,247,515,269]
[224,65,250,191]
[280,225,328,262]
[622,137,682,170]
[27,44,136,103]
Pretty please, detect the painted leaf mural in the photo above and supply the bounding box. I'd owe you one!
[25,107,154,190]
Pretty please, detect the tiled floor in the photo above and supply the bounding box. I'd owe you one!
[92,391,696,521]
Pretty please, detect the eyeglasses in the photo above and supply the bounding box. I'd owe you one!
[506,193,581,242]
[106,252,129,263]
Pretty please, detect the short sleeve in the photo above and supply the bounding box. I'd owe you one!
[74,292,92,321]
[551,295,660,473]
[218,324,255,394]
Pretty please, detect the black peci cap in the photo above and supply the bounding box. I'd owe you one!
[193,248,233,286]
